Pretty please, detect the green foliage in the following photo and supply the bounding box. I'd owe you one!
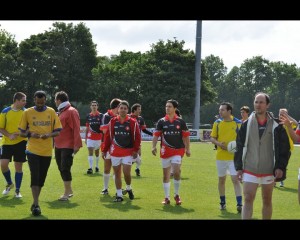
[1,142,300,219]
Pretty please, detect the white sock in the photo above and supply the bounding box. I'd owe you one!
[88,156,93,168]
[117,189,122,197]
[136,155,141,168]
[95,157,100,168]
[163,182,170,199]
[126,185,131,191]
[103,173,110,189]
[174,179,180,195]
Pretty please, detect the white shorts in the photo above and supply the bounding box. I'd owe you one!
[216,160,237,177]
[87,139,101,150]
[161,155,182,169]
[111,155,133,166]
[243,173,274,185]
[132,154,141,164]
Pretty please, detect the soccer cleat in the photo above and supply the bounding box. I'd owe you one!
[220,203,226,210]
[101,189,109,195]
[87,168,93,174]
[113,196,123,202]
[15,191,22,198]
[237,204,242,213]
[280,181,284,187]
[122,189,135,199]
[162,198,170,205]
[135,168,140,176]
[31,204,41,216]
[2,183,14,195]
[95,167,99,173]
[174,195,182,205]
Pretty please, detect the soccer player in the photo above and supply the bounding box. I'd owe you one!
[85,101,103,174]
[19,90,62,216]
[210,102,242,212]
[100,98,121,195]
[234,92,290,219]
[0,92,27,198]
[54,91,82,201]
[130,103,153,176]
[102,100,141,202]
[152,99,191,205]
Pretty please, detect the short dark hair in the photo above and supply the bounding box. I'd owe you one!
[131,103,141,113]
[34,90,46,99]
[90,100,98,106]
[255,92,270,104]
[119,100,129,109]
[55,91,69,102]
[13,92,26,102]
[240,106,250,113]
[110,98,121,109]
[220,102,233,113]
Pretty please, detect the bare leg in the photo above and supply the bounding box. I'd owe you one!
[242,182,258,219]
[261,183,274,219]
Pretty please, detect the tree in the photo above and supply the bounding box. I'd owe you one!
[17,22,98,107]
[0,29,20,108]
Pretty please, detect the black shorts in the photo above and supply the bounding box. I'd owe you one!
[27,153,52,187]
[1,140,27,162]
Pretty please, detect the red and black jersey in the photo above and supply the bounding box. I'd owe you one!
[102,115,141,157]
[130,114,146,130]
[153,115,190,158]
[86,111,103,140]
[100,109,116,132]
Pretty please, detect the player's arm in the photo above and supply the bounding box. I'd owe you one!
[281,113,300,143]
[182,132,191,157]
[142,128,153,136]
[152,135,159,156]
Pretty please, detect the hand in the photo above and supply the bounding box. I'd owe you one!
[274,169,283,181]
[9,132,19,140]
[152,147,157,156]
[186,149,191,157]
[237,170,243,183]
[101,152,106,160]
[132,151,138,159]
[40,133,51,139]
[31,132,41,138]
[220,142,227,150]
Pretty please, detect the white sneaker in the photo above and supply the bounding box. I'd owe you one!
[15,191,22,198]
[2,183,14,195]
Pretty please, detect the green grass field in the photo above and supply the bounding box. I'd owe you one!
[0,141,300,219]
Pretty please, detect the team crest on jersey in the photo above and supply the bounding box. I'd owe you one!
[176,125,180,129]
[125,126,130,131]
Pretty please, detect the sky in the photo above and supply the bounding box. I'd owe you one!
[1,20,300,71]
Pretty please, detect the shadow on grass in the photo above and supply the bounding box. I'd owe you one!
[102,199,141,212]
[180,177,189,181]
[218,210,241,219]
[155,204,195,214]
[0,196,25,208]
[45,200,80,209]
[274,186,298,193]
[84,173,102,177]
[22,214,48,220]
